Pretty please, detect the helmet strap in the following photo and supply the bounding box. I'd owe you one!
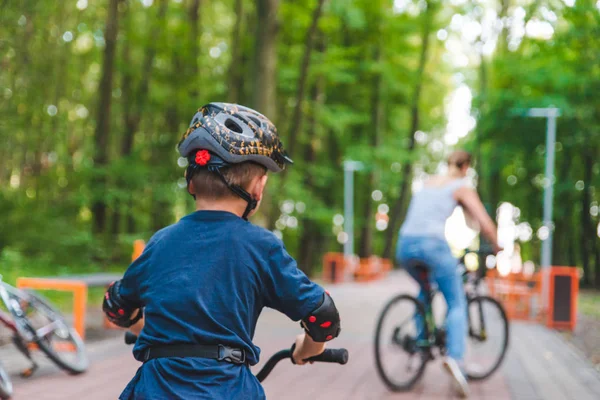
[184,156,257,220]
[185,164,197,199]
[211,167,257,220]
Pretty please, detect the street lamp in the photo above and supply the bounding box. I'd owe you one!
[524,107,560,269]
[343,160,363,259]
[517,107,560,314]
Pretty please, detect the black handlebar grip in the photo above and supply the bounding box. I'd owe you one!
[305,348,349,365]
[124,331,138,345]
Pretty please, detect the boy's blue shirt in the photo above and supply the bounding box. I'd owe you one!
[118,210,324,400]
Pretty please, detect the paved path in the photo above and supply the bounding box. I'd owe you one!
[2,271,600,399]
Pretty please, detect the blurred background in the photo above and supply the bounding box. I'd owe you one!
[0,0,599,289]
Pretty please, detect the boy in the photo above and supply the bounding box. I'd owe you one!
[103,103,341,399]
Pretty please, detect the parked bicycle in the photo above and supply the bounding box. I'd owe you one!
[0,275,89,399]
[124,331,348,382]
[374,250,509,391]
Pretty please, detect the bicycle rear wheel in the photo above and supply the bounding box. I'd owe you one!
[0,362,13,399]
[464,295,509,380]
[374,294,430,391]
[20,290,88,375]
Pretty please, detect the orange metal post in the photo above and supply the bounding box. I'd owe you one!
[132,239,146,261]
[16,278,88,340]
[104,239,145,329]
[322,253,346,283]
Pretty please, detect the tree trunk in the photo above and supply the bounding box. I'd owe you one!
[111,0,167,236]
[552,150,572,265]
[92,0,120,235]
[297,60,325,274]
[581,150,600,288]
[252,0,279,118]
[189,0,201,99]
[594,235,600,289]
[286,0,326,157]
[580,151,593,286]
[228,0,244,103]
[383,1,434,259]
[359,44,382,258]
[497,0,511,53]
[297,94,318,273]
[475,50,488,201]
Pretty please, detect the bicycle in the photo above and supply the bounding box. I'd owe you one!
[124,331,348,382]
[0,275,89,398]
[374,250,509,391]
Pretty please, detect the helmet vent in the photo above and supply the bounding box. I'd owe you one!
[248,116,261,127]
[225,118,243,133]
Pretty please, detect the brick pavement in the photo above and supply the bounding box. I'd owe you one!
[2,271,599,399]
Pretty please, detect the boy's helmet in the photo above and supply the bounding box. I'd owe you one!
[177,103,292,220]
[178,103,293,172]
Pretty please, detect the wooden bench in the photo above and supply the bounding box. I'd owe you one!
[16,273,123,340]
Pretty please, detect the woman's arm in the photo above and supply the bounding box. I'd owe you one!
[463,207,480,230]
[454,187,500,252]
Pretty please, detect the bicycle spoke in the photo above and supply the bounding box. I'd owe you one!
[36,320,63,339]
[464,296,509,380]
[375,294,429,391]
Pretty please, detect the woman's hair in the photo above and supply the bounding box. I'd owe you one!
[447,150,472,169]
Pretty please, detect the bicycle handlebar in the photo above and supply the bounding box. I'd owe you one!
[125,331,137,345]
[255,346,348,382]
[459,249,496,282]
[122,332,348,382]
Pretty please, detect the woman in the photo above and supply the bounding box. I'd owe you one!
[396,150,500,398]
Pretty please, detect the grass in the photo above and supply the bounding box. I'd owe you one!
[579,290,600,319]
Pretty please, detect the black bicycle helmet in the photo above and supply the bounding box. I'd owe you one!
[178,102,293,170]
[177,103,293,219]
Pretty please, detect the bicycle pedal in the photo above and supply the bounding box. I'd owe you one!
[20,364,38,378]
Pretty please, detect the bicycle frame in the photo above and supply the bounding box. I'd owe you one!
[0,281,19,333]
[416,252,492,352]
[0,310,17,333]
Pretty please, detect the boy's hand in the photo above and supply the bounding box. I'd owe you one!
[292,333,325,365]
[128,309,144,336]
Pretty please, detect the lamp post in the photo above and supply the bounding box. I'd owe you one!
[521,107,560,313]
[343,160,363,259]
[524,107,560,269]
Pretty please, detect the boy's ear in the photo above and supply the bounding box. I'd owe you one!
[188,180,196,196]
[252,175,268,201]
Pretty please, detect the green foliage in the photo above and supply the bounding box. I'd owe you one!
[0,0,597,283]
[467,0,600,284]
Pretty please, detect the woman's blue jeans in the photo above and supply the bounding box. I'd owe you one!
[396,236,467,361]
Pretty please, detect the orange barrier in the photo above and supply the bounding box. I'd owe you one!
[487,266,579,331]
[322,253,391,283]
[487,269,543,322]
[18,240,146,340]
[104,240,146,330]
[322,253,347,283]
[17,278,88,339]
[354,256,392,282]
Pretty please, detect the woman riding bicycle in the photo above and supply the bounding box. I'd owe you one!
[395,150,500,398]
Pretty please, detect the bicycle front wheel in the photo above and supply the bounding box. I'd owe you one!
[464,295,509,380]
[0,361,13,399]
[374,294,429,391]
[21,290,89,375]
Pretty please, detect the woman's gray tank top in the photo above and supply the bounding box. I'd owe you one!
[399,177,470,239]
